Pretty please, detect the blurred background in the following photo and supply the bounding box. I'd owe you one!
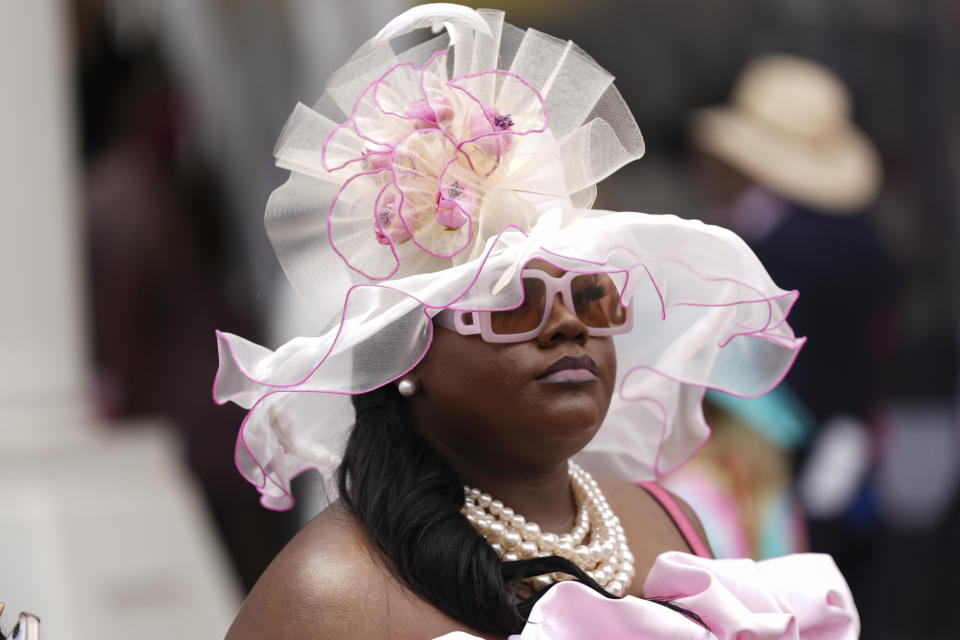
[1,0,957,638]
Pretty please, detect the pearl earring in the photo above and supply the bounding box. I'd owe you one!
[397,378,418,397]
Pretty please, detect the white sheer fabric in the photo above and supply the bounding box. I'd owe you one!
[212,7,803,509]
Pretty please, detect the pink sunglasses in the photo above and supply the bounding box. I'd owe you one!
[433,269,633,343]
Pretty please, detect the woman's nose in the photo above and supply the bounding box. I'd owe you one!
[536,293,587,346]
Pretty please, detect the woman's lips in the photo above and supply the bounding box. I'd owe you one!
[537,355,599,383]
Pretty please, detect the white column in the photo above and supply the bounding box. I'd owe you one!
[0,0,91,439]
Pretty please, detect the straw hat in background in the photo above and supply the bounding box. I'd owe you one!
[691,54,882,215]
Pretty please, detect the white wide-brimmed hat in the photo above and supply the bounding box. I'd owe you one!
[213,5,804,510]
[691,54,881,214]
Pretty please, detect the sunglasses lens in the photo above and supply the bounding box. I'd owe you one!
[490,277,547,335]
[571,273,627,328]
[488,272,627,337]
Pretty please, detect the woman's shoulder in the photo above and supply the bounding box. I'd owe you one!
[597,475,710,545]
[224,502,388,639]
[591,474,714,595]
[225,502,487,640]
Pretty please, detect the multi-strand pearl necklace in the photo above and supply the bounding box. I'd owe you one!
[461,461,635,596]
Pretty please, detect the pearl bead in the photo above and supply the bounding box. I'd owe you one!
[500,506,514,521]
[469,487,481,498]
[397,378,417,396]
[503,552,519,562]
[503,531,522,549]
[490,542,503,555]
[521,522,541,541]
[558,534,572,547]
[607,580,624,597]
[489,500,503,515]
[600,565,614,583]
[510,514,526,529]
[614,571,630,585]
[478,493,492,508]
[573,545,591,566]
[539,532,558,551]
[556,540,574,558]
[488,522,505,541]
[589,543,604,563]
[519,541,538,557]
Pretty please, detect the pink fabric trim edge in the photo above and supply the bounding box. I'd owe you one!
[637,481,712,558]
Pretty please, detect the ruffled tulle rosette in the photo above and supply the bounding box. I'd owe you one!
[213,6,804,510]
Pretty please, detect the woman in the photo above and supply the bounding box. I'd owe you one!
[215,5,857,638]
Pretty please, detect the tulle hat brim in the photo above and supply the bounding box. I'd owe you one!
[212,7,804,510]
[214,209,803,510]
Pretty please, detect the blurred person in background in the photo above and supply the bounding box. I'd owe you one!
[690,54,890,435]
[685,51,896,618]
[662,386,815,560]
[74,2,287,589]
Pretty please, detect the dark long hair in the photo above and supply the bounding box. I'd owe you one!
[337,383,706,635]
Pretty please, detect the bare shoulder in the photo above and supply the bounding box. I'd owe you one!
[658,487,714,557]
[600,475,712,554]
[225,502,489,640]
[592,475,714,592]
[225,502,394,640]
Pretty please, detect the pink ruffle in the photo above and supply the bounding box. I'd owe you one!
[434,552,858,640]
[644,552,859,639]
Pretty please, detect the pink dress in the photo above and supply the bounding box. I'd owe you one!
[436,485,859,640]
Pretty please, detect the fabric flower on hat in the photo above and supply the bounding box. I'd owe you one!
[320,49,548,280]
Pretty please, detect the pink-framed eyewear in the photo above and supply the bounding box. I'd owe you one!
[433,269,633,343]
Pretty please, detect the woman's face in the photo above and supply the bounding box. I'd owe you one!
[408,261,618,474]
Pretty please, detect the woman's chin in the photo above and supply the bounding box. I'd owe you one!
[534,392,608,431]
[524,410,604,451]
